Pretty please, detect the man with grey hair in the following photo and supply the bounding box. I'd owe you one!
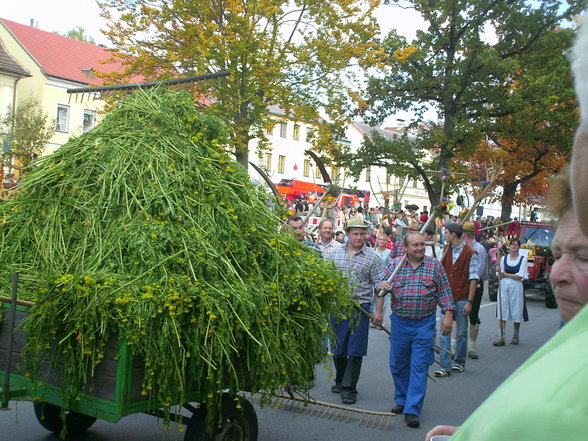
[315,218,341,258]
[376,230,454,428]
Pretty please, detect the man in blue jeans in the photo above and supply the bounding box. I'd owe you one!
[436,222,478,376]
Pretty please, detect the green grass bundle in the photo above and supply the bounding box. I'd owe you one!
[0,88,350,420]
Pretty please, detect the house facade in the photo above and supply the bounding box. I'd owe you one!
[0,18,134,155]
[248,111,507,219]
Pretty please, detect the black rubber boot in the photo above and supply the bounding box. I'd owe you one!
[341,356,362,404]
[331,357,347,393]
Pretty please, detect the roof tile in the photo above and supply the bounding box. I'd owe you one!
[1,18,130,85]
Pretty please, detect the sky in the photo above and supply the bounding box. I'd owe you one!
[2,0,426,45]
[1,0,430,123]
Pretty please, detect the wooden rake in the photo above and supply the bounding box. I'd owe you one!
[248,389,398,430]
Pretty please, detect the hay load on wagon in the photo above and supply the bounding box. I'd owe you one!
[0,88,350,415]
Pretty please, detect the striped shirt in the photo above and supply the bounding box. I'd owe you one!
[376,255,455,319]
[329,244,384,304]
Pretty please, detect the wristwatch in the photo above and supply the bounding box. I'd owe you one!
[467,299,473,303]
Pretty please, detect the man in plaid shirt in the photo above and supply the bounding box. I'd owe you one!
[328,218,384,405]
[376,230,454,428]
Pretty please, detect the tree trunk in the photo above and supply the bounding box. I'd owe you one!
[232,130,252,169]
[235,149,249,169]
[500,181,518,222]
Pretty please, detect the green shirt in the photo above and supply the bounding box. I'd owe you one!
[452,305,588,441]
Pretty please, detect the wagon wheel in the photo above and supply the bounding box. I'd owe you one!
[33,401,97,437]
[184,395,258,441]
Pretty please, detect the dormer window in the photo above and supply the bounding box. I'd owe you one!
[81,68,95,79]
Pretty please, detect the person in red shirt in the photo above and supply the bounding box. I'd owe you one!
[376,231,454,428]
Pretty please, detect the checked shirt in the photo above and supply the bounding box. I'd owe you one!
[376,255,454,320]
[329,244,384,304]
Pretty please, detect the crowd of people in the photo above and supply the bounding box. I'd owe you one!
[285,206,525,429]
[285,176,581,434]
[286,16,588,439]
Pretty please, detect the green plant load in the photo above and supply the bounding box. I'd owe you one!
[0,88,351,416]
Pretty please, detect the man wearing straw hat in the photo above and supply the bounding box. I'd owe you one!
[376,230,454,428]
[328,218,384,405]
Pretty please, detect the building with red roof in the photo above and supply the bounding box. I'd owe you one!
[0,18,136,155]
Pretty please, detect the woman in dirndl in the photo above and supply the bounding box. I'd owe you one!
[493,239,528,346]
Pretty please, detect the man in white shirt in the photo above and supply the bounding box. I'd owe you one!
[423,228,441,260]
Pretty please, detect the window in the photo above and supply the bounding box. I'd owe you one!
[264,153,272,171]
[412,180,418,188]
[280,123,287,138]
[267,125,274,136]
[365,167,371,182]
[293,124,300,140]
[55,105,69,132]
[386,173,392,185]
[278,155,286,173]
[331,166,340,181]
[306,128,315,143]
[315,165,321,179]
[303,159,311,177]
[83,110,95,132]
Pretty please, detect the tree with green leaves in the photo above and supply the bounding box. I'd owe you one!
[56,26,96,44]
[478,27,578,221]
[346,0,583,207]
[97,0,381,168]
[0,96,55,172]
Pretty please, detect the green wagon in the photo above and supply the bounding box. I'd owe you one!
[0,296,258,441]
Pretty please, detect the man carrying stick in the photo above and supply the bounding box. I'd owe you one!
[375,230,454,428]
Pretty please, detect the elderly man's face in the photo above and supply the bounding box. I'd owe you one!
[318,221,334,242]
[550,210,588,322]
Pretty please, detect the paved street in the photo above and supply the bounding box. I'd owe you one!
[1,289,561,441]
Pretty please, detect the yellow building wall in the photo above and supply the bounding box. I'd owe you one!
[0,22,105,158]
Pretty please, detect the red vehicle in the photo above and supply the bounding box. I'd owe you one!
[489,221,557,308]
[275,179,370,208]
[275,179,326,202]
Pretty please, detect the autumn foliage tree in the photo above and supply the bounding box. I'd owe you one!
[97,0,382,168]
[348,0,583,205]
[462,27,578,221]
